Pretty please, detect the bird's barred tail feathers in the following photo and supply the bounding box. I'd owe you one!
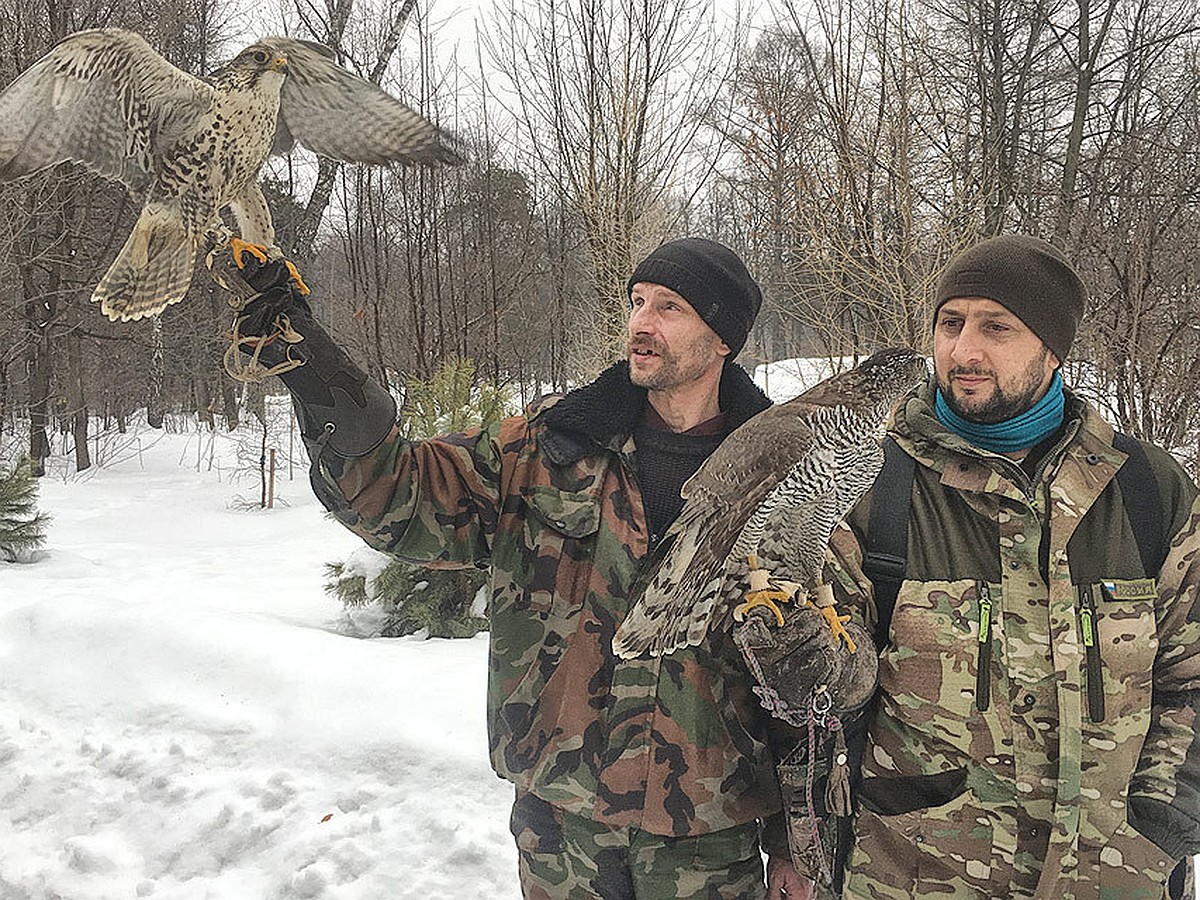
[92,202,195,322]
[612,509,727,659]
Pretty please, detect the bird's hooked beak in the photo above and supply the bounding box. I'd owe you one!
[270,56,288,73]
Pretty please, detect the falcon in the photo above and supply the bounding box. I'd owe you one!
[612,347,927,660]
[0,28,462,322]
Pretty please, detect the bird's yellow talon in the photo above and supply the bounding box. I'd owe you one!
[283,259,311,295]
[734,591,789,626]
[229,237,270,268]
[820,605,857,653]
[737,553,796,626]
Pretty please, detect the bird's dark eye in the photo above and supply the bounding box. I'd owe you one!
[252,50,269,63]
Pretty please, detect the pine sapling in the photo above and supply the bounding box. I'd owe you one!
[0,456,49,563]
[325,357,508,637]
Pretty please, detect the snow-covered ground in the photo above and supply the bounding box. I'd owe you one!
[0,422,518,900]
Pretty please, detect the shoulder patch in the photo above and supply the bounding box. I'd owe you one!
[1101,579,1157,600]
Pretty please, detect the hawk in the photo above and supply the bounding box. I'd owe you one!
[612,347,927,660]
[0,28,462,322]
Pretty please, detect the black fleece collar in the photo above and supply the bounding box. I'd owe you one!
[534,360,770,465]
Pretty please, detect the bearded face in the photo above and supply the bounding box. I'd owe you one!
[933,298,1059,423]
[937,345,1055,423]
[627,284,728,393]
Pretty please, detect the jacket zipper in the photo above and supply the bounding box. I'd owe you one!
[1079,584,1106,722]
[976,580,993,712]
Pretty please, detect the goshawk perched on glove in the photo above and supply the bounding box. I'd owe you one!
[612,347,927,659]
[0,28,462,322]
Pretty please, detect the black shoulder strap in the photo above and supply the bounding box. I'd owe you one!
[1111,432,1167,576]
[862,437,916,650]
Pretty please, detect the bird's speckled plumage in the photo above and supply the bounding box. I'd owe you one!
[612,347,928,659]
[0,29,463,321]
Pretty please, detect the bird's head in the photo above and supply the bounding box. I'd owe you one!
[209,43,289,90]
[799,347,929,419]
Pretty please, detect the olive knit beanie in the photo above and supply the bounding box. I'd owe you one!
[934,234,1086,361]
[627,237,763,358]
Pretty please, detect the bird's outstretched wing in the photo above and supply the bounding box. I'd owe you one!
[0,28,213,191]
[262,38,463,166]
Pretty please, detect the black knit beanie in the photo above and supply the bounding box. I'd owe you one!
[934,234,1086,362]
[627,237,763,358]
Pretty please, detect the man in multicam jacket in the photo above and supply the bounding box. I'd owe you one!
[222,237,811,898]
[812,234,1200,898]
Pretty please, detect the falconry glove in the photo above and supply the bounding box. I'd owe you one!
[735,603,877,894]
[734,602,877,728]
[230,254,397,464]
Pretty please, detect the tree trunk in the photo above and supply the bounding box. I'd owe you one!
[0,364,8,436]
[147,317,165,429]
[67,325,92,472]
[195,376,215,430]
[21,265,53,477]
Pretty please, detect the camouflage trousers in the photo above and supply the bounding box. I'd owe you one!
[509,791,767,900]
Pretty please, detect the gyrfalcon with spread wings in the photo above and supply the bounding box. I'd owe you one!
[613,347,927,659]
[0,28,462,322]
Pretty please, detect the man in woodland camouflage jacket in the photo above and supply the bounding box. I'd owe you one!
[813,234,1200,898]
[223,237,809,898]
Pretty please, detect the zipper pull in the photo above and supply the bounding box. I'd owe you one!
[1079,584,1106,723]
[976,581,993,712]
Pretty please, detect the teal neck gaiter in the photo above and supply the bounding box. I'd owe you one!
[935,370,1065,453]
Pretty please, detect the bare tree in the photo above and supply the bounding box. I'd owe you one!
[1068,36,1200,456]
[484,0,741,370]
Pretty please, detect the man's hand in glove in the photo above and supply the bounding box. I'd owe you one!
[736,601,877,722]
[222,251,313,379]
[209,245,397,463]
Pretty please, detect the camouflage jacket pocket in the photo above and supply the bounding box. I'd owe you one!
[858,769,967,816]
[522,485,603,539]
[849,784,994,897]
[509,791,567,854]
[511,485,601,615]
[880,579,987,740]
[1074,580,1158,729]
[1095,581,1159,681]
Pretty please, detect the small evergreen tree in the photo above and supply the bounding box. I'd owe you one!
[326,558,488,639]
[0,456,50,563]
[326,358,510,638]
[400,357,510,440]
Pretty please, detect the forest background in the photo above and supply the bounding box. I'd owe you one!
[1,0,1198,478]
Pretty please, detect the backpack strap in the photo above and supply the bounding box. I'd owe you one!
[861,437,915,650]
[1111,432,1167,576]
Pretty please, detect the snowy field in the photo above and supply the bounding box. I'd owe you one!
[0,420,520,900]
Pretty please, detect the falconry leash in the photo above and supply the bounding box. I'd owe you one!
[203,228,311,384]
